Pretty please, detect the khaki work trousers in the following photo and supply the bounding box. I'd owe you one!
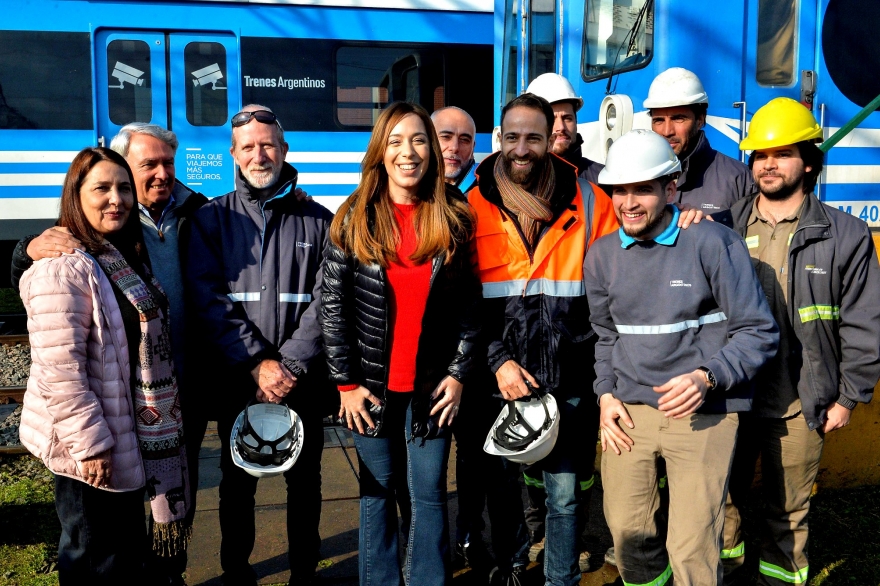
[602,404,739,586]
[722,413,824,585]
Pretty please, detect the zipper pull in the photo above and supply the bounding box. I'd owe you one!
[158,229,165,242]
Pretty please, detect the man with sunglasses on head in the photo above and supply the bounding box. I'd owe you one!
[186,105,333,586]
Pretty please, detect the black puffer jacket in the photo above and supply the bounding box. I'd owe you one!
[320,188,482,435]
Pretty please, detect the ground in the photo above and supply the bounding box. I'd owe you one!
[0,428,878,586]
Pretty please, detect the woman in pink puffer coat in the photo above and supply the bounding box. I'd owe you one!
[19,147,189,585]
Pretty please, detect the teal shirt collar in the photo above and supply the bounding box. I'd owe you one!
[619,205,680,249]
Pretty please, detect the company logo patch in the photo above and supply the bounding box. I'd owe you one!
[804,265,827,275]
[669,280,692,287]
[296,241,313,248]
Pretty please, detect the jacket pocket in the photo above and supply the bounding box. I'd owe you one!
[474,233,510,271]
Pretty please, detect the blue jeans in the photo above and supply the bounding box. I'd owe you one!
[517,396,587,586]
[352,392,452,586]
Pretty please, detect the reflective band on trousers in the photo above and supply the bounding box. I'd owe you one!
[615,311,727,335]
[798,304,840,323]
[622,562,672,586]
[482,278,586,299]
[720,541,745,559]
[227,293,313,303]
[580,474,595,491]
[522,473,544,489]
[758,560,808,583]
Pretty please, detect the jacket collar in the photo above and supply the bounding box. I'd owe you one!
[727,191,831,236]
[475,151,580,216]
[234,161,299,207]
[559,133,587,173]
[677,131,714,190]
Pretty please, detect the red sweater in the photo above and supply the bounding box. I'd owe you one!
[339,202,431,393]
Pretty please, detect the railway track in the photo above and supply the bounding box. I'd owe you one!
[0,331,28,453]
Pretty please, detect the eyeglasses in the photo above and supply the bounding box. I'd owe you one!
[231,110,283,130]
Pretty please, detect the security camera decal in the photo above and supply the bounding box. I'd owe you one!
[110,62,146,89]
[191,63,225,90]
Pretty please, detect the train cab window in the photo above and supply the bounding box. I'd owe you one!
[581,0,654,82]
[184,42,228,126]
[107,40,152,126]
[501,0,521,105]
[530,0,557,81]
[0,31,92,130]
[756,0,797,86]
[336,46,444,127]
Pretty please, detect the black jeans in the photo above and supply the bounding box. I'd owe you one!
[452,390,530,570]
[216,394,324,582]
[54,475,146,585]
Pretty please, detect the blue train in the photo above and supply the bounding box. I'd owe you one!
[494,0,880,225]
[0,0,495,266]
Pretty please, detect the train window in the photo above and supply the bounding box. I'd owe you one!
[581,0,654,82]
[0,31,92,130]
[501,0,521,105]
[185,42,228,126]
[756,0,797,86]
[530,0,557,81]
[107,40,152,126]
[336,46,444,127]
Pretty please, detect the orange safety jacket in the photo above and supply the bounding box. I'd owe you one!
[471,153,619,395]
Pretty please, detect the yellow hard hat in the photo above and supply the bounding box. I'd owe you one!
[739,97,823,151]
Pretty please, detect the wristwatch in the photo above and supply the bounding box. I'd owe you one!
[698,367,716,391]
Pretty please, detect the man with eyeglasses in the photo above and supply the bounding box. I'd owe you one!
[187,105,334,586]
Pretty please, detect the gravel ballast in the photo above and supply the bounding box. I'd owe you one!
[0,342,30,386]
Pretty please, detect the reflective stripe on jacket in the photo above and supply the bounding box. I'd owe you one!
[471,152,619,396]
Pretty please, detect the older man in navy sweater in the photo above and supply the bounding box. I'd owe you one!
[583,130,778,586]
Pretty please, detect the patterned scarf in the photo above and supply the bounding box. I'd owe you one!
[95,243,192,557]
[494,153,556,246]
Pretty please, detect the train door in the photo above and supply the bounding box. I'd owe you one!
[95,30,240,196]
[740,0,819,163]
[499,0,559,115]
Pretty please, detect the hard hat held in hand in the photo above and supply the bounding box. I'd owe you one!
[598,129,681,185]
[643,67,709,109]
[484,393,560,465]
[739,97,823,151]
[231,401,304,478]
[526,73,584,112]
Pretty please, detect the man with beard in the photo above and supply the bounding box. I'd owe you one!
[431,106,479,193]
[186,105,333,586]
[469,93,620,586]
[584,129,778,586]
[645,67,755,212]
[715,98,880,586]
[526,73,603,184]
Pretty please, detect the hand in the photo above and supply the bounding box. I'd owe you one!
[26,226,84,261]
[80,450,112,488]
[294,187,313,202]
[599,394,634,455]
[495,360,538,400]
[251,359,297,404]
[822,402,853,433]
[654,370,708,418]
[674,204,712,229]
[338,386,383,434]
[429,376,464,427]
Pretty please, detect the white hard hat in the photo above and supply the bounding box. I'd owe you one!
[231,402,304,478]
[642,67,709,109]
[526,73,584,112]
[484,393,560,465]
[598,129,681,185]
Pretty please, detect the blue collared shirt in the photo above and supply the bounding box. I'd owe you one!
[619,204,681,249]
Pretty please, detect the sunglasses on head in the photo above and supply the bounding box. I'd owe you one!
[231,110,282,129]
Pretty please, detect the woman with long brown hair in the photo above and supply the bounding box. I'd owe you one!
[321,102,481,585]
[18,147,190,584]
